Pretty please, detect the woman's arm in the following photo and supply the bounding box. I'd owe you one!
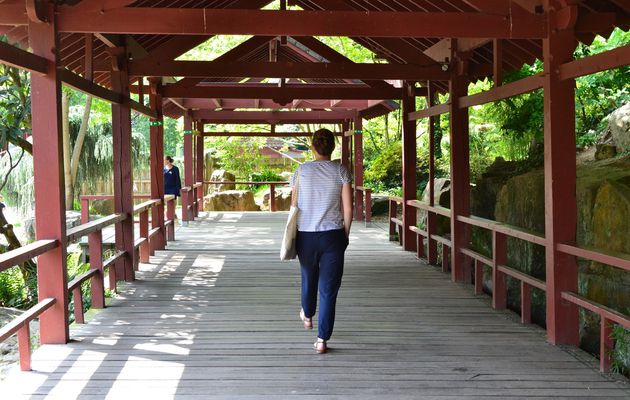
[341,183,353,238]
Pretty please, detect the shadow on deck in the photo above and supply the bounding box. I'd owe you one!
[2,212,629,399]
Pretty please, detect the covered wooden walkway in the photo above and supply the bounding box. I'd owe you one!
[2,212,628,399]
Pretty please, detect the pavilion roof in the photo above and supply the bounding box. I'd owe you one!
[1,0,629,123]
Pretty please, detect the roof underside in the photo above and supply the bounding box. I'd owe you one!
[1,0,629,122]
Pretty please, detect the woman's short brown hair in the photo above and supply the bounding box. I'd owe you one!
[312,128,335,157]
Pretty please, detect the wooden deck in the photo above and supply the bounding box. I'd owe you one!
[2,212,629,399]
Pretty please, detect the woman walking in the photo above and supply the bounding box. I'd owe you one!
[291,128,353,354]
[163,156,182,198]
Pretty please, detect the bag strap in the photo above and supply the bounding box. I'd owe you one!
[292,167,300,207]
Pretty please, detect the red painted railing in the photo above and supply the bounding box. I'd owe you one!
[355,186,372,225]
[389,196,630,372]
[0,195,175,371]
[203,181,290,212]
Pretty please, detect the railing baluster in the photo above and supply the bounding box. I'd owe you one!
[88,230,105,309]
[492,231,507,310]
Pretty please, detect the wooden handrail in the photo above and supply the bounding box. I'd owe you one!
[67,268,99,292]
[407,200,451,217]
[388,196,403,203]
[562,292,630,329]
[203,181,289,185]
[497,264,546,291]
[456,214,546,246]
[0,240,59,273]
[66,214,127,242]
[557,243,630,272]
[0,298,56,342]
[133,199,161,215]
[102,250,126,271]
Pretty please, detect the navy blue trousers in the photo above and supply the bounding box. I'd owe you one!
[296,229,348,341]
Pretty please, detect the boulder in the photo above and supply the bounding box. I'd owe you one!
[418,178,451,235]
[90,199,114,216]
[595,143,617,160]
[208,170,236,193]
[262,187,292,211]
[370,195,390,216]
[608,102,630,152]
[204,153,220,183]
[204,190,260,212]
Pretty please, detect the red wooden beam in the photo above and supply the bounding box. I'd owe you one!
[559,43,630,80]
[28,3,69,344]
[110,47,135,283]
[401,82,417,252]
[162,84,411,100]
[457,73,544,108]
[182,98,385,110]
[543,5,579,346]
[129,60,449,81]
[0,40,47,73]
[448,53,471,283]
[203,131,342,137]
[353,117,364,221]
[55,9,547,39]
[408,103,450,121]
[193,110,355,124]
[149,79,166,249]
[59,68,123,103]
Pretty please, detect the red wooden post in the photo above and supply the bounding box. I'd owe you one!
[196,123,204,212]
[388,200,396,240]
[81,198,89,223]
[427,83,438,265]
[167,197,175,241]
[148,79,166,249]
[270,184,276,212]
[474,260,483,295]
[111,44,135,283]
[364,188,372,225]
[521,282,532,324]
[184,114,194,222]
[88,230,105,309]
[29,3,69,344]
[492,231,507,309]
[353,117,364,221]
[341,120,350,168]
[600,318,613,372]
[72,287,84,324]
[139,210,149,263]
[17,323,30,371]
[181,189,189,226]
[448,48,471,283]
[417,234,424,258]
[402,82,417,252]
[543,2,579,346]
[441,243,449,273]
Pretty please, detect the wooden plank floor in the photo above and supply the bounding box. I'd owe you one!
[2,212,629,399]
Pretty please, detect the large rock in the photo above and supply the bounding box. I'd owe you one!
[204,153,219,183]
[608,102,630,152]
[370,195,390,216]
[262,187,292,211]
[476,156,630,343]
[208,170,236,193]
[204,190,260,212]
[90,199,114,216]
[418,178,451,235]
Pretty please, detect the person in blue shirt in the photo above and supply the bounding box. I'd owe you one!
[163,156,182,197]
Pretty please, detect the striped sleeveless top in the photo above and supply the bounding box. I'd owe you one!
[290,160,353,232]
